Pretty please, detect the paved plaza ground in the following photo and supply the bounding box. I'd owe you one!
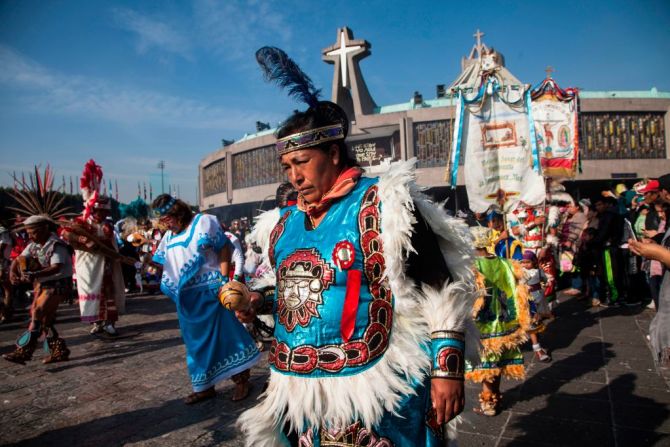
[1,291,669,446]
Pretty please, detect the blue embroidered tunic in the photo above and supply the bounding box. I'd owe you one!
[267,178,446,446]
[153,214,260,392]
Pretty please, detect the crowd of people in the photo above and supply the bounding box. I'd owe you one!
[2,45,670,446]
[462,177,670,312]
[445,176,670,417]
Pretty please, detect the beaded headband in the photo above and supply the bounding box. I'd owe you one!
[275,124,345,156]
[152,197,176,217]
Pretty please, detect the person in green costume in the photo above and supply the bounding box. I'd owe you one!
[466,227,532,416]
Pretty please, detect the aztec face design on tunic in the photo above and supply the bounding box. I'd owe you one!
[268,179,393,376]
[277,248,335,332]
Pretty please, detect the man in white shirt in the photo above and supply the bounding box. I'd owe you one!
[4,215,73,365]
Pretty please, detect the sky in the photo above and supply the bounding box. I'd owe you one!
[1,0,669,204]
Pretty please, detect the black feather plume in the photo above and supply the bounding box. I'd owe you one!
[255,47,321,109]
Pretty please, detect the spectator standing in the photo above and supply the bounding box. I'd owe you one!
[629,174,670,365]
[560,200,587,296]
[593,197,626,306]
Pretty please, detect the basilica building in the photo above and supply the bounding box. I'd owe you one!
[199,28,670,220]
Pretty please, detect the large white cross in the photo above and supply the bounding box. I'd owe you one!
[326,30,361,88]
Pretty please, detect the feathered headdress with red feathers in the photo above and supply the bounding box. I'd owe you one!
[80,159,104,220]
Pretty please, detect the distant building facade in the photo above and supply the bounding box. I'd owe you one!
[200,27,670,221]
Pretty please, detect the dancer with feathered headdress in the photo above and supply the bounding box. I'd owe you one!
[234,47,479,446]
[3,166,74,365]
[466,227,532,417]
[62,160,126,336]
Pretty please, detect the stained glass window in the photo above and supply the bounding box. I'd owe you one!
[414,120,460,168]
[232,146,285,189]
[202,158,226,197]
[580,112,666,160]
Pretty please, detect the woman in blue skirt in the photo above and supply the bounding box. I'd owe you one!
[151,194,260,404]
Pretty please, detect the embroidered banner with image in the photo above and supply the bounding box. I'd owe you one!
[531,79,579,178]
[452,79,545,213]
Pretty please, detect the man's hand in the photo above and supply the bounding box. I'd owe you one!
[431,378,464,425]
[235,291,262,323]
[629,239,669,264]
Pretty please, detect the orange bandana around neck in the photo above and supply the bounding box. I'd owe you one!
[297,166,363,219]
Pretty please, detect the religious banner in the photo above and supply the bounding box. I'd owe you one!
[531,77,579,178]
[451,78,545,213]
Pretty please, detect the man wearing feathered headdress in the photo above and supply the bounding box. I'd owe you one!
[233,47,479,446]
[3,166,72,364]
[3,204,73,364]
[65,160,126,336]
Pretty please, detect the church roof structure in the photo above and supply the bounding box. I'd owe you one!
[448,29,523,92]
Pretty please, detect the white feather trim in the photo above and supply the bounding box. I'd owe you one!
[421,284,481,364]
[246,271,277,291]
[250,207,281,262]
[245,208,281,281]
[238,159,477,445]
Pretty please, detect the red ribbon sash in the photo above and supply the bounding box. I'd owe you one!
[341,269,362,343]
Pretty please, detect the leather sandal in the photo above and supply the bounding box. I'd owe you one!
[184,388,216,405]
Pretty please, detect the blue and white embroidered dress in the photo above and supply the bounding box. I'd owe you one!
[153,214,260,392]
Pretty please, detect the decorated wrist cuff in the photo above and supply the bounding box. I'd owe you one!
[431,330,465,380]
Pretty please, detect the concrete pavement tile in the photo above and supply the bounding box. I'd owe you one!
[457,410,512,436]
[600,337,651,348]
[496,436,564,446]
[605,345,657,359]
[528,363,608,384]
[606,356,657,372]
[609,370,669,389]
[600,317,640,329]
[502,414,615,445]
[613,403,670,433]
[611,384,670,406]
[570,325,604,336]
[547,350,606,365]
[454,432,499,447]
[615,427,670,446]
[510,394,612,424]
[552,380,610,400]
[548,337,606,352]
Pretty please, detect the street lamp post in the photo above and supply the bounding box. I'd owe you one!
[157,160,165,194]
